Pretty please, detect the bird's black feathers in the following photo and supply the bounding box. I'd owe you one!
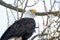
[0,18,36,40]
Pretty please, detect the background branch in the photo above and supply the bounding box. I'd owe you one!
[27,0,39,7]
[20,0,28,19]
[0,0,60,16]
[0,0,25,12]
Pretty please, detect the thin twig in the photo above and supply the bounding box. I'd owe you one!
[27,0,39,7]
[42,0,49,26]
[18,0,25,6]
[20,0,28,19]
[17,0,19,20]
[14,0,16,6]
[48,34,60,40]
[45,0,56,26]
[31,21,54,40]
[42,21,54,34]
[43,0,47,12]
[10,9,16,20]
[42,16,45,31]
[50,0,52,9]
[42,16,44,26]
[50,0,56,11]
[6,8,9,26]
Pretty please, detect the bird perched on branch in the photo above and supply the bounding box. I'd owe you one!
[0,9,37,40]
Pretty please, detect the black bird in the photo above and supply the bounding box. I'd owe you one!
[0,9,37,40]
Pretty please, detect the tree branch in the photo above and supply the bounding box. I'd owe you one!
[27,0,39,7]
[0,0,60,16]
[0,0,25,12]
[36,11,59,16]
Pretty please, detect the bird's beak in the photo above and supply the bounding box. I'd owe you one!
[31,10,37,15]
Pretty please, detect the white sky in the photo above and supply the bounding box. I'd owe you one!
[0,0,60,40]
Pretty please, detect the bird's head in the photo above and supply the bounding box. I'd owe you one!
[22,9,37,18]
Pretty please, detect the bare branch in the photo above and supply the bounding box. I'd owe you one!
[14,0,16,6]
[6,8,9,26]
[0,0,25,12]
[20,0,29,19]
[18,0,25,6]
[50,0,56,11]
[42,16,59,34]
[27,0,39,7]
[42,16,44,26]
[35,11,59,16]
[42,21,54,34]
[31,33,48,40]
[42,0,49,26]
[10,9,16,20]
[16,0,19,20]
[57,24,60,31]
[0,0,60,16]
[24,0,28,9]
[43,0,47,12]
[48,34,60,40]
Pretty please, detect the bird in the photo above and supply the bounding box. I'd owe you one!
[0,9,37,40]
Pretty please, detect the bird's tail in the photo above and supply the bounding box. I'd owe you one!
[0,33,8,40]
[0,27,11,40]
[0,31,9,40]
